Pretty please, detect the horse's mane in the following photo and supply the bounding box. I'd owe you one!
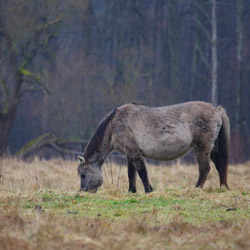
[83,108,117,161]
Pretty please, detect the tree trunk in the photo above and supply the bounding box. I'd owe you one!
[235,0,244,133]
[152,0,159,82]
[0,73,23,156]
[167,0,180,91]
[211,0,218,105]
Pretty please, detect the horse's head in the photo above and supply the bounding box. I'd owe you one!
[77,155,103,193]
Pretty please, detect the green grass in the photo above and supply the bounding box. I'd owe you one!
[6,187,248,226]
[1,159,250,249]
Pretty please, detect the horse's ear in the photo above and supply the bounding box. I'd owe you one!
[77,155,86,165]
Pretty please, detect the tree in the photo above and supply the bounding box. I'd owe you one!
[211,0,218,105]
[166,0,181,92]
[235,0,244,133]
[0,0,61,156]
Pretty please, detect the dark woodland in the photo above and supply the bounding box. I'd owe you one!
[0,0,249,163]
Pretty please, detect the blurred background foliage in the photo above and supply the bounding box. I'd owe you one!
[0,0,249,162]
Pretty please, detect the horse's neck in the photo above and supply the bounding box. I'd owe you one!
[84,128,112,164]
[98,134,111,163]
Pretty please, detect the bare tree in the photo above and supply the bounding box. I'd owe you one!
[0,0,61,156]
[1,0,250,162]
[235,0,244,133]
[211,0,218,105]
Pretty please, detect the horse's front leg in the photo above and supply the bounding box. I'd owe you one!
[129,157,153,193]
[127,159,137,193]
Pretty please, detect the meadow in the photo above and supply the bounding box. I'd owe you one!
[0,158,250,250]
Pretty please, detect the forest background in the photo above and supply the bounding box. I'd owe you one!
[0,0,249,163]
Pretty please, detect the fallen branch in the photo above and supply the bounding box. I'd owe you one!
[15,133,88,159]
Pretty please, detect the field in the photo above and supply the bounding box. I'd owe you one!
[0,158,250,250]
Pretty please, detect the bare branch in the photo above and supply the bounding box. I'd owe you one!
[195,43,211,71]
[41,16,62,31]
[20,87,44,97]
[194,17,212,43]
[194,1,211,22]
[23,78,51,94]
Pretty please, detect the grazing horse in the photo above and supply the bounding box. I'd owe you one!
[77,101,230,193]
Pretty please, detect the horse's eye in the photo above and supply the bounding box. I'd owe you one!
[81,174,86,178]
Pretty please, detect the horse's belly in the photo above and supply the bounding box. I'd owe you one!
[142,141,192,161]
[136,131,193,161]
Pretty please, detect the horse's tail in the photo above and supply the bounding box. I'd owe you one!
[211,106,230,188]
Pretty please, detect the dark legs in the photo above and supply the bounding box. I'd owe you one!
[195,154,211,188]
[210,147,229,189]
[127,157,153,193]
[128,159,137,193]
[194,140,229,189]
[193,146,211,188]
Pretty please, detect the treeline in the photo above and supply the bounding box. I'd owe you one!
[0,0,249,162]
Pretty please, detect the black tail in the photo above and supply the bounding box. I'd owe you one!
[211,106,230,188]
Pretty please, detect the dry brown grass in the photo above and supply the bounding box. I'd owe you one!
[0,158,250,249]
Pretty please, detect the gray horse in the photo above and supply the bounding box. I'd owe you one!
[77,101,230,193]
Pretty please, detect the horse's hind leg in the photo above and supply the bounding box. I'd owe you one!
[129,157,153,193]
[210,141,229,188]
[127,159,137,193]
[193,146,211,188]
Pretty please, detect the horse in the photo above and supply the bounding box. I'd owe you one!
[77,101,230,193]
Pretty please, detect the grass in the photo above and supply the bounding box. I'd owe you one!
[0,158,250,249]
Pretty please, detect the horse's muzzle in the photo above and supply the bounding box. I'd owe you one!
[79,186,98,193]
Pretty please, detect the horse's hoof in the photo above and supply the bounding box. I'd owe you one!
[128,188,137,193]
[145,186,153,193]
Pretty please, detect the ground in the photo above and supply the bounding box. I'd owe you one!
[0,158,250,250]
